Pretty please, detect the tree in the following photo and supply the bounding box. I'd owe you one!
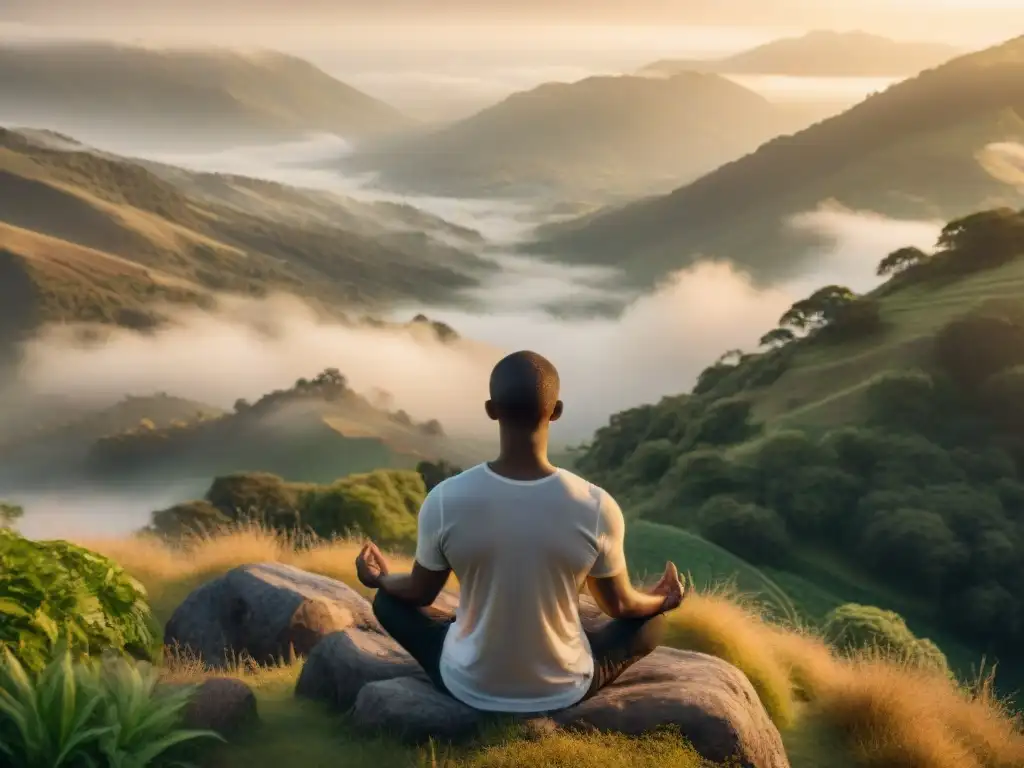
[0,502,23,528]
[313,367,347,389]
[877,246,928,277]
[937,208,1024,267]
[758,327,796,348]
[779,285,857,331]
[717,349,743,365]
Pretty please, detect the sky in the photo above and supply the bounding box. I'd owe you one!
[0,1,1021,46]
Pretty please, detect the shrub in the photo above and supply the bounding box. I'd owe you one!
[659,450,751,513]
[623,440,676,485]
[933,313,1024,393]
[0,647,221,768]
[822,603,950,675]
[697,496,791,567]
[686,397,757,448]
[147,500,231,539]
[304,470,424,549]
[864,370,940,433]
[0,530,155,672]
[858,508,967,595]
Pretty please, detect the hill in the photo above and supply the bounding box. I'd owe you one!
[535,35,1024,287]
[342,72,813,202]
[573,206,1024,694]
[0,368,488,494]
[0,127,491,353]
[0,42,411,150]
[639,30,961,78]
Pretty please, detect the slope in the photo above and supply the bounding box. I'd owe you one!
[343,72,811,202]
[0,41,411,150]
[0,127,491,342]
[573,210,1024,694]
[536,34,1024,287]
[640,30,961,78]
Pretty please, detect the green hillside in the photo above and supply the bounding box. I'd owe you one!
[344,72,814,202]
[0,42,411,149]
[0,369,487,493]
[573,206,1024,695]
[536,34,1024,287]
[0,127,491,347]
[640,30,960,78]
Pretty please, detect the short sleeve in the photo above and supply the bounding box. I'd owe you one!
[590,489,627,578]
[414,486,449,572]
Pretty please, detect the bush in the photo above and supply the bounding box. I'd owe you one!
[863,370,940,434]
[822,603,950,675]
[0,530,155,672]
[697,496,791,567]
[623,440,676,485]
[933,313,1024,393]
[858,508,967,595]
[147,500,231,539]
[659,450,752,513]
[686,397,757,448]
[0,648,221,767]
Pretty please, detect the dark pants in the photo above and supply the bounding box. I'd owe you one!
[372,591,666,708]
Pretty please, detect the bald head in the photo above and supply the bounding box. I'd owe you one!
[486,351,562,429]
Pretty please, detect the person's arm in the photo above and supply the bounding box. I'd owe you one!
[585,490,684,619]
[377,563,450,607]
[357,486,451,607]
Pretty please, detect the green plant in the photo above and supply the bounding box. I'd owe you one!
[0,530,156,672]
[0,647,221,768]
[0,646,108,768]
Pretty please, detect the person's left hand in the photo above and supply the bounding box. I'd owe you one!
[356,541,390,589]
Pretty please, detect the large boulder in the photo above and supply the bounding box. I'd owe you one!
[349,650,788,768]
[164,563,379,668]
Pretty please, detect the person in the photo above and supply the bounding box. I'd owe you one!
[355,350,688,713]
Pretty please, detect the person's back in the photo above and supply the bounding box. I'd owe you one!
[355,350,687,714]
[420,464,622,711]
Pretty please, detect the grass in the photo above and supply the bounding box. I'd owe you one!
[77,525,1024,768]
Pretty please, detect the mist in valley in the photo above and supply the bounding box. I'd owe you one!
[0,22,960,538]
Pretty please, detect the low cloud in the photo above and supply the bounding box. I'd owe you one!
[13,206,943,444]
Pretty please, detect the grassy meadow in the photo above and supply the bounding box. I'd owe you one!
[73,524,1024,768]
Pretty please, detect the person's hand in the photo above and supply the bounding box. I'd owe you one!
[355,541,390,589]
[648,561,689,614]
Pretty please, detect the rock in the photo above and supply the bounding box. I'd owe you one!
[350,649,789,768]
[180,678,258,738]
[164,563,378,668]
[295,627,422,710]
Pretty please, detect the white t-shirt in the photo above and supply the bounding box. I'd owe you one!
[414,463,628,713]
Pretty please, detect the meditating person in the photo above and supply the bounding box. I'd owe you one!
[354,350,688,713]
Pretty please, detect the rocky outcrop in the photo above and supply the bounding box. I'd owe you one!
[164,563,377,668]
[166,564,789,768]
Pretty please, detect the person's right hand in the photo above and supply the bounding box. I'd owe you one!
[648,561,688,614]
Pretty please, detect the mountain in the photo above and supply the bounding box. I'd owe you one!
[0,42,411,150]
[639,30,961,78]
[0,127,490,350]
[535,35,1024,287]
[343,72,815,202]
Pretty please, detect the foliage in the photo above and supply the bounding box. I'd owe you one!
[0,647,220,768]
[779,285,857,331]
[0,531,155,673]
[149,469,427,551]
[0,503,22,529]
[696,496,791,567]
[758,327,795,348]
[822,603,950,675]
[876,245,929,276]
[416,460,463,491]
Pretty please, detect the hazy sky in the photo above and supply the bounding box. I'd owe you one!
[1,1,1021,46]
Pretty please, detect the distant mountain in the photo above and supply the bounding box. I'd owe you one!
[535,35,1024,287]
[0,127,491,357]
[640,30,961,78]
[0,42,411,150]
[343,72,816,202]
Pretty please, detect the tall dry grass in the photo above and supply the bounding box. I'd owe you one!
[82,525,1024,768]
